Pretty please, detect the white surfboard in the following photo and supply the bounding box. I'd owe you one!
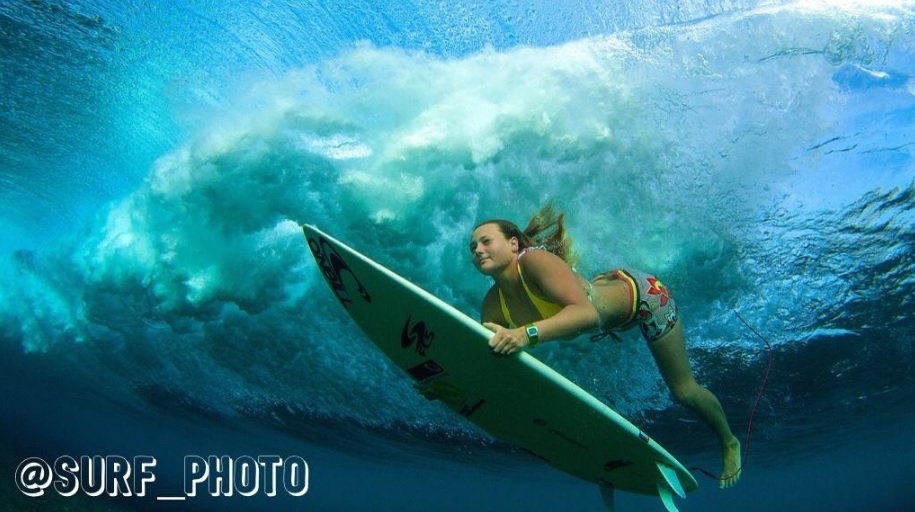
[303,224,697,511]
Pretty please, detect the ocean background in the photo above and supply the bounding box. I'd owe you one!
[1,0,914,510]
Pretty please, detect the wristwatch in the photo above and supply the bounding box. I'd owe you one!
[524,324,540,347]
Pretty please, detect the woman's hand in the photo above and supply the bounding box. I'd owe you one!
[483,322,529,355]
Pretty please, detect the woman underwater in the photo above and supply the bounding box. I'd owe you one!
[468,204,742,489]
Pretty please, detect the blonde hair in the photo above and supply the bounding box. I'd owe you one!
[475,201,578,266]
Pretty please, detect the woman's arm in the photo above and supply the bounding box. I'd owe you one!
[486,251,599,354]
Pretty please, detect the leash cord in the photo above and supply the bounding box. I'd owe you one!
[688,309,773,482]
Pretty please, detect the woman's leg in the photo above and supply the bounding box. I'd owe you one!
[648,321,742,488]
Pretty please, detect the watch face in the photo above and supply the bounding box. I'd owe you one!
[525,324,539,346]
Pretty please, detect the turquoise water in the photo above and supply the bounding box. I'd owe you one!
[1,1,914,510]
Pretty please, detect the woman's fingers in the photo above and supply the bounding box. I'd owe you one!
[482,322,501,333]
[484,322,507,352]
[486,326,524,354]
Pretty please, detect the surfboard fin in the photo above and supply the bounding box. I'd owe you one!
[655,461,686,498]
[598,481,615,512]
[658,485,678,512]
[655,461,687,512]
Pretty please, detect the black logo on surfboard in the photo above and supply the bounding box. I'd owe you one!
[307,235,371,310]
[401,316,434,356]
[459,399,486,418]
[603,459,634,471]
[406,360,446,382]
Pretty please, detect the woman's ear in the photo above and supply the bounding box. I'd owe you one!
[510,237,519,253]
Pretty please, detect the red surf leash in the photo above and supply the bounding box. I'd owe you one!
[689,309,773,482]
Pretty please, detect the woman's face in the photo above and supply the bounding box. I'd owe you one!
[469,223,518,275]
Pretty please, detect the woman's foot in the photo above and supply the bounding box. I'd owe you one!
[720,436,742,489]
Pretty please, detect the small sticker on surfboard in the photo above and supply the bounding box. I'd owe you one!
[459,399,486,418]
[406,360,446,382]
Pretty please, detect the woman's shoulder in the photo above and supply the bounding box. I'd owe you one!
[518,247,567,271]
[518,247,583,292]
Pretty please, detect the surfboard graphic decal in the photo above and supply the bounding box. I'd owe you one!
[307,235,372,309]
[401,316,435,355]
[406,360,446,382]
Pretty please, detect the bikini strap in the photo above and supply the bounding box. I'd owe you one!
[590,330,623,343]
[497,288,515,327]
